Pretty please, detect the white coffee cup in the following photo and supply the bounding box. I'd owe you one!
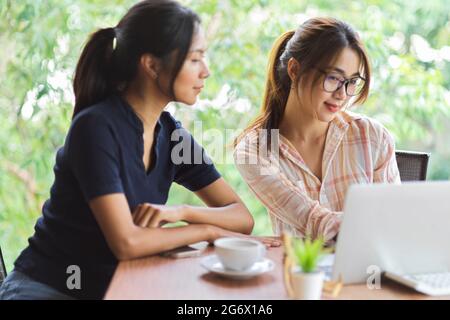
[214,237,266,271]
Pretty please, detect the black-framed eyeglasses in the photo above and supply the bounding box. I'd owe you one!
[318,69,366,97]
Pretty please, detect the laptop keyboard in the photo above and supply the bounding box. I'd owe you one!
[404,272,450,290]
[385,271,450,296]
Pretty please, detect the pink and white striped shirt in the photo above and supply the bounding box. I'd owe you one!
[234,111,401,242]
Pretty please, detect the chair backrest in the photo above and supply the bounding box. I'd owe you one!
[395,150,430,182]
[0,245,6,285]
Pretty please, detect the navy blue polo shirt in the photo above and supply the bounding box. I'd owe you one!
[14,95,221,299]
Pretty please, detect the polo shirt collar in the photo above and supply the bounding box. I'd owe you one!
[113,94,163,134]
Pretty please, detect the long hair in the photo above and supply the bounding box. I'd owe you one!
[234,17,371,150]
[73,0,200,118]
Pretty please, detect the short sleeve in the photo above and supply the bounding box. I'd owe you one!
[170,125,221,191]
[66,113,124,201]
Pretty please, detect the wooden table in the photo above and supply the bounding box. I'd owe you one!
[104,246,450,300]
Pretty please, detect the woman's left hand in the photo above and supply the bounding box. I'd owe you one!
[132,203,184,228]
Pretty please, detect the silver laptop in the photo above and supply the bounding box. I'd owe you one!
[323,181,450,296]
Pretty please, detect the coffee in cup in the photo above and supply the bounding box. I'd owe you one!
[214,237,266,271]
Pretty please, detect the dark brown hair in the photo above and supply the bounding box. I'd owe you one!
[73,0,200,117]
[234,17,371,149]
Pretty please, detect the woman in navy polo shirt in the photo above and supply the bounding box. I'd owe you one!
[0,0,280,300]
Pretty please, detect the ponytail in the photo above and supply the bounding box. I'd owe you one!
[234,30,295,149]
[73,27,116,118]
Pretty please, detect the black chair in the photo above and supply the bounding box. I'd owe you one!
[0,245,6,286]
[395,150,430,182]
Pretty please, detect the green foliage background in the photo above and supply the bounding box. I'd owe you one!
[0,0,449,272]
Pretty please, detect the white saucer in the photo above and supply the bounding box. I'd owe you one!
[200,255,274,280]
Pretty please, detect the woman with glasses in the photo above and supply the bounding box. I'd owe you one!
[234,17,400,243]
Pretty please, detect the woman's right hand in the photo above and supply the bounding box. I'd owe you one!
[206,225,281,248]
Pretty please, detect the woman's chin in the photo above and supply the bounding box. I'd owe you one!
[177,97,197,106]
[318,112,338,123]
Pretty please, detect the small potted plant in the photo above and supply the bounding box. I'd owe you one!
[289,236,331,300]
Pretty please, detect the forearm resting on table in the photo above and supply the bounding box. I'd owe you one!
[114,224,214,260]
[90,193,254,261]
[181,203,254,235]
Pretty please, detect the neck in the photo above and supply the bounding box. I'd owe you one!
[122,79,170,132]
[279,90,329,143]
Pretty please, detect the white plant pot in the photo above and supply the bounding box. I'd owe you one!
[290,269,324,300]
